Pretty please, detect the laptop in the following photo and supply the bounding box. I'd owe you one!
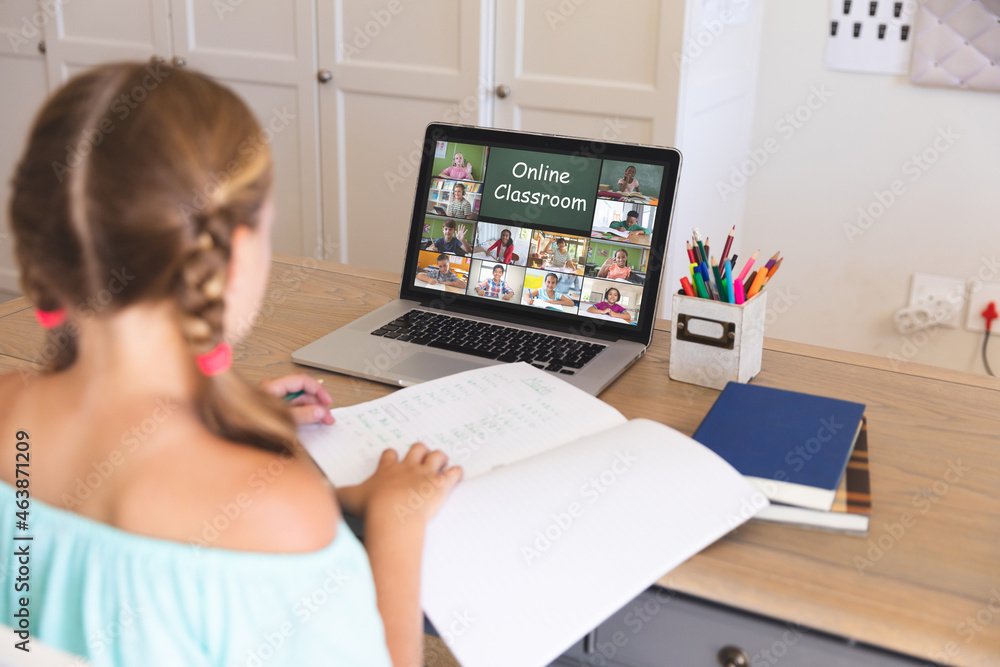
[292,123,682,395]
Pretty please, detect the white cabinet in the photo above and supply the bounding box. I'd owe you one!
[0,0,51,292]
[0,0,762,310]
[35,0,320,258]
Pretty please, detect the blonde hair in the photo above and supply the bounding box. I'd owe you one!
[10,62,297,454]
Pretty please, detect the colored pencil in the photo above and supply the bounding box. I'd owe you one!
[724,260,735,304]
[720,225,735,264]
[737,250,759,283]
[747,266,769,298]
[686,241,696,264]
[763,251,780,272]
[711,258,726,303]
[761,257,783,285]
[693,271,709,298]
[743,269,757,296]
[680,276,696,296]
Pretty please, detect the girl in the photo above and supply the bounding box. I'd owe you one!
[438,151,474,180]
[617,165,640,193]
[527,273,574,307]
[598,249,632,281]
[486,228,515,264]
[587,287,632,322]
[0,63,461,666]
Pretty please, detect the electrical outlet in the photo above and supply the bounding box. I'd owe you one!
[965,280,1000,332]
[908,273,965,329]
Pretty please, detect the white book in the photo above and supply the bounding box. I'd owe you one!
[590,225,630,238]
[299,363,764,667]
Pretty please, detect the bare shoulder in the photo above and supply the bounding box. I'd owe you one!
[116,429,341,554]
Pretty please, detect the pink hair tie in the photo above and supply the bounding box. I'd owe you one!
[34,308,67,329]
[196,342,232,376]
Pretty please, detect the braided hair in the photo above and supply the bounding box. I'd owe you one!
[10,63,296,454]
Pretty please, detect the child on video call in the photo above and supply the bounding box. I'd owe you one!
[527,273,574,307]
[598,249,632,281]
[617,165,640,193]
[417,253,468,289]
[427,218,472,256]
[542,237,577,272]
[438,150,474,181]
[0,62,462,667]
[587,286,632,322]
[486,228,516,264]
[476,264,514,300]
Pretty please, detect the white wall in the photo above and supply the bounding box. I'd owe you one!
[738,0,1000,374]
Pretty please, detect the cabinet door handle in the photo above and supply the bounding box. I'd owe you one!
[718,645,751,667]
[172,56,187,68]
[495,84,510,99]
[37,40,46,54]
[317,69,333,84]
[150,55,164,65]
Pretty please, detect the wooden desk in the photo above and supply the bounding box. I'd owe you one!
[1,254,998,666]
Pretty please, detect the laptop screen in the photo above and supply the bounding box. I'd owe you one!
[399,124,681,344]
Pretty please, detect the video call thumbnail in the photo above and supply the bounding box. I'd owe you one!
[468,260,527,303]
[472,223,530,265]
[414,250,471,292]
[589,200,654,246]
[421,216,476,256]
[579,277,642,325]
[526,230,588,276]
[433,142,489,183]
[427,179,481,220]
[597,159,664,205]
[521,269,582,313]
[584,241,648,285]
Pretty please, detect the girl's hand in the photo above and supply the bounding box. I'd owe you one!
[363,444,463,523]
[259,373,335,425]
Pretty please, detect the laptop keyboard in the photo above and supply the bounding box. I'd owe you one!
[370,310,606,375]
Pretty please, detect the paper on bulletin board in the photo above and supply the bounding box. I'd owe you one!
[825,0,917,74]
[434,141,447,159]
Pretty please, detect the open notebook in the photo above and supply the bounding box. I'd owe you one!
[299,363,763,667]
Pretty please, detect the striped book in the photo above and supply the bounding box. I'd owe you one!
[754,419,871,535]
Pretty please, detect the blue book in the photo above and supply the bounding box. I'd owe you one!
[693,382,866,511]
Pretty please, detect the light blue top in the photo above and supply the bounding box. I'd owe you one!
[0,481,392,667]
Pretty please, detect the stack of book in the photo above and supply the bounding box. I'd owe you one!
[693,383,871,536]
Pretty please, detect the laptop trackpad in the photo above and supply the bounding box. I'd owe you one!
[390,353,490,381]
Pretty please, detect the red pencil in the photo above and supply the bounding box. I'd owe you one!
[686,241,696,263]
[720,225,735,264]
[680,276,696,296]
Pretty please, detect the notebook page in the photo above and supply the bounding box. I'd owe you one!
[420,418,764,667]
[298,363,626,487]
